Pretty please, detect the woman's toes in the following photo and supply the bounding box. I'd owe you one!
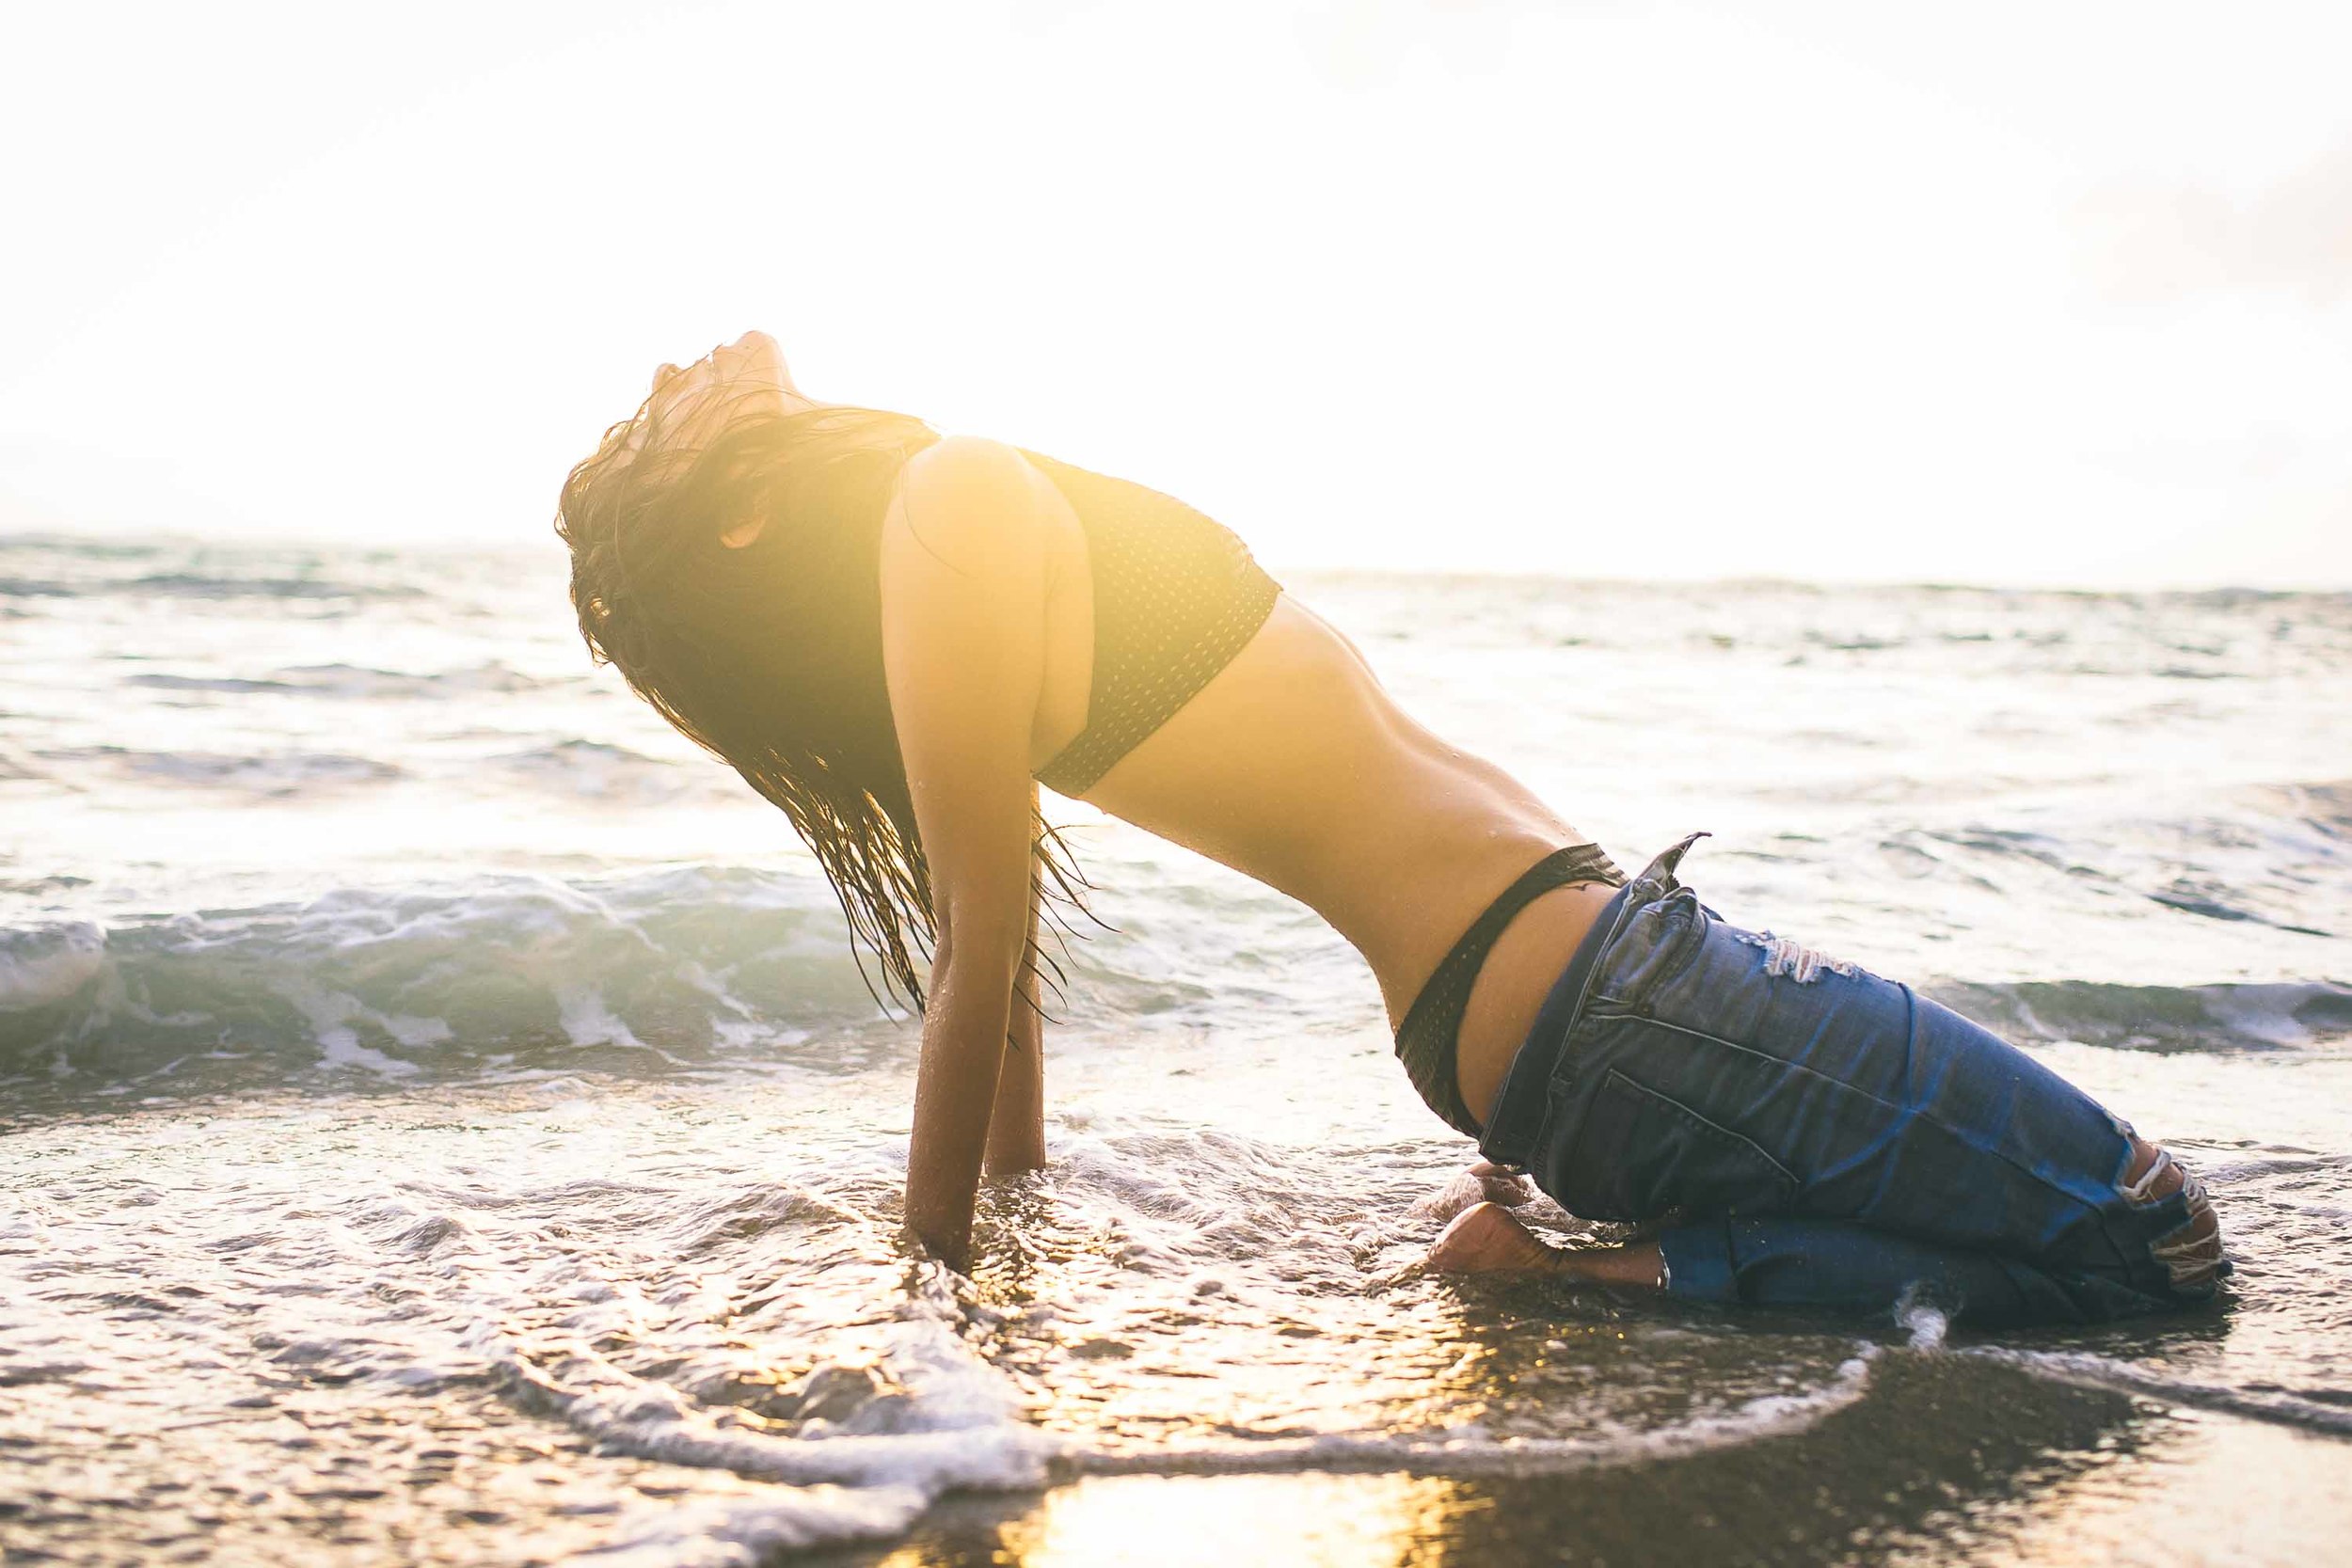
[1478,1176,1534,1206]
[1427,1201,1560,1275]
[1473,1168,1535,1207]
[1419,1169,1487,1223]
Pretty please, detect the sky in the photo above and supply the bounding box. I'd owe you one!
[1,0,2346,587]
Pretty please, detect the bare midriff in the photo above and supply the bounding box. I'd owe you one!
[1065,593,1616,1121]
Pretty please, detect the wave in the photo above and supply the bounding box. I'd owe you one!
[21,736,727,805]
[514,1340,1878,1562]
[0,572,424,602]
[131,571,429,600]
[1968,1346,2352,1437]
[6,863,2344,1106]
[0,923,104,1012]
[560,1489,928,1567]
[0,569,425,602]
[490,741,719,805]
[1883,812,2348,941]
[31,745,402,792]
[0,869,898,1101]
[124,661,558,700]
[0,575,78,599]
[1064,1353,1878,1478]
[1926,979,2352,1053]
[2257,779,2352,841]
[484,1248,1880,1558]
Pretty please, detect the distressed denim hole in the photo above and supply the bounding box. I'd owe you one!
[2122,1139,2227,1292]
[1735,928,1862,985]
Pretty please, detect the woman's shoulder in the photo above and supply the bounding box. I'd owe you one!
[889,436,1070,578]
[901,433,1033,498]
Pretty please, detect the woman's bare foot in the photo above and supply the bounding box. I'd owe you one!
[1418,1163,1538,1224]
[1426,1202,1668,1289]
[1429,1201,1563,1273]
[1469,1161,1536,1205]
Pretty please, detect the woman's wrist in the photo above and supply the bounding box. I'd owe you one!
[902,1180,975,1272]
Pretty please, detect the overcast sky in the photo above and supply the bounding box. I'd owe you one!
[2,0,2346,586]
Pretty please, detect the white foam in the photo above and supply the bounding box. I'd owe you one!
[1967,1345,2352,1435]
[485,1338,1057,1491]
[0,922,104,1011]
[271,978,425,1076]
[562,1487,930,1568]
[2202,982,2332,1048]
[1066,1352,1878,1478]
[1896,1294,1950,1352]
[556,985,653,1053]
[882,1268,1038,1433]
[466,1254,1057,1508]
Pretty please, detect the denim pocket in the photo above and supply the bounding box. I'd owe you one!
[1546,1067,1801,1223]
[1591,892,1713,1014]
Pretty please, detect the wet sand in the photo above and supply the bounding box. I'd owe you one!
[836,1355,2352,1568]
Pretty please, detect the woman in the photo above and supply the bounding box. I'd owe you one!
[556,330,2224,1324]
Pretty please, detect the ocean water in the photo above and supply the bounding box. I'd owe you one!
[2,534,2348,1565]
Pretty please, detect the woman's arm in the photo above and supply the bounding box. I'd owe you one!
[880,437,1054,1268]
[985,789,1048,1175]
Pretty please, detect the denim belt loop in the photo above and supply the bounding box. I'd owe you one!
[1635,830,1709,899]
[1477,832,1710,1170]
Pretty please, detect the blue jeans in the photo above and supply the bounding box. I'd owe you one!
[1478,835,2229,1325]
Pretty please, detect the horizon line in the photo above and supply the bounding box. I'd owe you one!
[4,525,2346,599]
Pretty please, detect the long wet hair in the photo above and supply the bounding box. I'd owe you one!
[555,386,1086,1012]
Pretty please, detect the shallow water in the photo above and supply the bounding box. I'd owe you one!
[3,537,2348,1563]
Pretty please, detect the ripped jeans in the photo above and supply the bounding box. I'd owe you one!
[1478,834,2230,1325]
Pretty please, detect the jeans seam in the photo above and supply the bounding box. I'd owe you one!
[1613,998,2123,1249]
[1537,882,1664,1095]
[1596,1067,1804,1203]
